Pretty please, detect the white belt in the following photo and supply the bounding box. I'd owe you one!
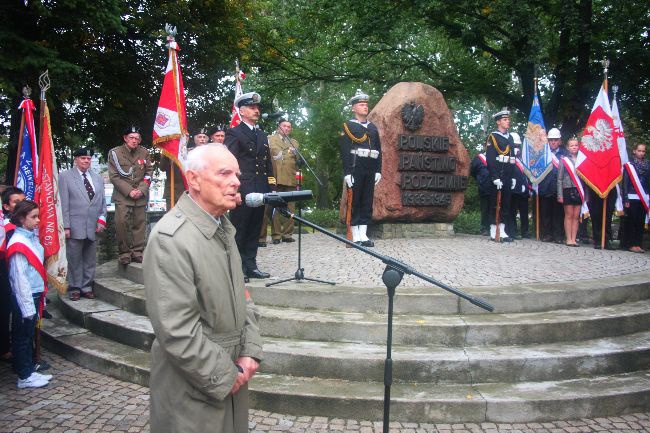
[496,155,515,164]
[351,149,379,159]
[628,193,649,201]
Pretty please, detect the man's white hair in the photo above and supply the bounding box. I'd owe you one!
[184,143,228,173]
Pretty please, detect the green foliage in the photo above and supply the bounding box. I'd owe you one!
[453,210,482,235]
[302,207,339,229]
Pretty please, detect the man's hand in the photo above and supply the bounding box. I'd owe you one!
[625,202,630,208]
[558,197,564,204]
[344,175,354,188]
[374,173,381,185]
[493,179,503,190]
[236,356,260,382]
[129,189,143,199]
[511,179,516,190]
[64,228,71,239]
[230,371,247,395]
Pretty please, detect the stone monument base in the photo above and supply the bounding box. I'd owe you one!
[369,222,454,239]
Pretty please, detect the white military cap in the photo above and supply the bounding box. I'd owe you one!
[235,92,261,108]
[547,128,561,139]
[348,89,369,105]
[493,107,510,121]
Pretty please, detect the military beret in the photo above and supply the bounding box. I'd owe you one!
[208,125,226,136]
[73,147,94,158]
[193,127,209,136]
[349,89,369,105]
[235,92,261,108]
[123,125,141,135]
[493,108,510,121]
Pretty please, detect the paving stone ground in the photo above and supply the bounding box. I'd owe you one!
[256,233,650,288]
[0,351,648,433]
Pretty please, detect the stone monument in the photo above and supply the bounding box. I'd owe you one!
[340,82,469,238]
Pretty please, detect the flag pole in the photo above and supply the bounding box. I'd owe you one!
[600,58,610,250]
[14,86,31,185]
[166,25,177,209]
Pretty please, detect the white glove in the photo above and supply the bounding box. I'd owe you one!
[344,175,354,188]
[493,179,503,190]
[374,173,381,185]
[511,179,516,190]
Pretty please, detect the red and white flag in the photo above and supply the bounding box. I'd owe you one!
[153,33,189,181]
[37,95,68,294]
[576,82,621,198]
[612,93,628,214]
[229,69,246,128]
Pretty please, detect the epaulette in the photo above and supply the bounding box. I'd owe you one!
[157,211,187,236]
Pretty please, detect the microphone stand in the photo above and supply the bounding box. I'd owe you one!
[266,140,334,287]
[272,205,494,433]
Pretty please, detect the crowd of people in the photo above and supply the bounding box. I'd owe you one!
[471,109,649,251]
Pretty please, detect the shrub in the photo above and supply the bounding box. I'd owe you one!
[453,210,482,235]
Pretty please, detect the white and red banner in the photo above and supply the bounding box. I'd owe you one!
[37,98,68,294]
[229,69,246,128]
[153,35,189,183]
[576,82,621,198]
[612,95,628,214]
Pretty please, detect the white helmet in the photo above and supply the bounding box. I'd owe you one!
[510,132,522,145]
[548,128,561,139]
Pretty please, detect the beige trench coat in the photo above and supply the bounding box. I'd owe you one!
[144,192,263,433]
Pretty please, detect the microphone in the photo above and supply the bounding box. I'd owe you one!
[245,190,313,207]
[262,112,284,120]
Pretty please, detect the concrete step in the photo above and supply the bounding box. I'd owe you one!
[257,300,650,345]
[250,370,650,423]
[105,262,650,315]
[57,293,154,351]
[40,298,150,387]
[260,332,650,383]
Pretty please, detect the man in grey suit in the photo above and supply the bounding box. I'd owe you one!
[59,148,107,301]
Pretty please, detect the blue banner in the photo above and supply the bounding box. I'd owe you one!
[16,124,37,200]
[520,95,552,184]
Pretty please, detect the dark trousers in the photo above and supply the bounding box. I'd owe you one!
[489,187,511,226]
[351,169,375,226]
[479,195,490,232]
[588,192,616,243]
[230,204,265,272]
[539,195,564,241]
[0,263,11,356]
[624,200,646,247]
[509,194,529,237]
[11,294,40,380]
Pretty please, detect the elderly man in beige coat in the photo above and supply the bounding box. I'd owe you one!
[144,144,263,433]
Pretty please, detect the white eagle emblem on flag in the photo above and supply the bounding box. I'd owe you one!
[155,111,171,128]
[581,119,613,153]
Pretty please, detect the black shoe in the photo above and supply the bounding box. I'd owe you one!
[361,240,374,247]
[244,276,250,283]
[594,244,602,250]
[272,239,281,245]
[34,360,51,372]
[258,242,267,248]
[502,237,514,243]
[480,229,489,236]
[282,237,295,243]
[522,233,531,239]
[41,309,53,320]
[247,269,270,279]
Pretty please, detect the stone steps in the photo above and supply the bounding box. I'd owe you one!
[41,297,650,423]
[41,260,650,422]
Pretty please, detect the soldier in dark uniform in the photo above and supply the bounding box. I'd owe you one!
[209,125,226,144]
[509,132,531,239]
[225,92,276,279]
[485,108,515,242]
[339,89,382,247]
[469,152,491,236]
[108,126,153,264]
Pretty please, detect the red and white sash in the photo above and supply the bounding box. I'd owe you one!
[551,152,560,169]
[624,162,650,214]
[6,232,48,316]
[561,156,590,217]
[477,153,487,166]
